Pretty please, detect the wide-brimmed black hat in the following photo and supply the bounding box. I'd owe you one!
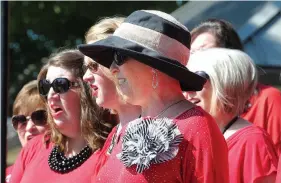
[78,10,206,91]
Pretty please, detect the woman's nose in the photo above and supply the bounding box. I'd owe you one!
[83,69,94,83]
[47,87,59,101]
[25,118,36,132]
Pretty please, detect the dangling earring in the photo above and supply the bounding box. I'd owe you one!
[152,69,158,89]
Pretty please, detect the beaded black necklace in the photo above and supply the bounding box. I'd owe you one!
[48,145,92,174]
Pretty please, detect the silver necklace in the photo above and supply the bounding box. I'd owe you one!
[143,99,185,118]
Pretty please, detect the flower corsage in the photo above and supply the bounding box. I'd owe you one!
[116,117,183,173]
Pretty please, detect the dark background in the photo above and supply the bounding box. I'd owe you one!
[8,1,186,116]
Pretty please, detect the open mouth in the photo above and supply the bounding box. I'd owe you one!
[27,135,34,141]
[91,85,98,91]
[54,107,62,113]
[90,85,98,96]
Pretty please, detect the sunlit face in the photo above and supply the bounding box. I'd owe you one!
[16,107,47,147]
[83,56,119,109]
[46,66,81,138]
[191,32,217,53]
[185,81,212,113]
[185,58,213,113]
[110,58,152,106]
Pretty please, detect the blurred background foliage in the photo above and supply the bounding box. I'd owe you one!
[8,1,187,116]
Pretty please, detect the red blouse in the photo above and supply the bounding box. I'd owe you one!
[276,155,281,183]
[94,107,229,183]
[241,83,281,155]
[10,135,101,183]
[90,126,118,181]
[227,125,278,183]
[5,165,13,183]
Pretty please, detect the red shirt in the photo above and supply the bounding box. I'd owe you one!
[5,165,13,183]
[227,125,278,183]
[91,126,118,181]
[94,107,229,183]
[241,83,281,155]
[276,156,281,183]
[10,135,100,183]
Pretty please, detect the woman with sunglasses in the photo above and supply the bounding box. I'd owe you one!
[187,48,278,183]
[6,80,48,183]
[82,17,141,178]
[190,19,281,156]
[10,49,118,183]
[79,10,229,183]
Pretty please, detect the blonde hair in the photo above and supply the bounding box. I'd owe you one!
[85,17,128,106]
[13,80,46,115]
[85,17,125,44]
[187,48,258,116]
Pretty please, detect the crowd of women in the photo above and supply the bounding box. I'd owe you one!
[6,9,281,183]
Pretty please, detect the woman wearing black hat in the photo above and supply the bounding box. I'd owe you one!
[79,10,229,183]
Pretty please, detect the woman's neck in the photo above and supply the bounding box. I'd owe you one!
[215,113,237,132]
[141,87,186,118]
[115,103,141,127]
[64,135,87,158]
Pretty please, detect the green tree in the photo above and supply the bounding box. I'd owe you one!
[8,1,187,115]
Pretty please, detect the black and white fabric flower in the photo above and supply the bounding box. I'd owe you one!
[116,117,183,173]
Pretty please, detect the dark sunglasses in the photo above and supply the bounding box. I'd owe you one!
[113,51,129,66]
[39,77,79,96]
[195,71,210,80]
[12,110,47,130]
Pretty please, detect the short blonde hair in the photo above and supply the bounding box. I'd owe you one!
[187,48,258,116]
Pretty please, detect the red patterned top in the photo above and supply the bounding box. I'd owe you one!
[94,107,229,183]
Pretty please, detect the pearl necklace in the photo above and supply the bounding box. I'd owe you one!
[48,145,92,174]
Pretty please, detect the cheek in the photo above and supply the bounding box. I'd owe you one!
[182,92,189,100]
[99,77,116,93]
[36,126,47,133]
[63,92,81,115]
[17,130,26,140]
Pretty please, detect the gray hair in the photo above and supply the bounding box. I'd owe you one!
[187,48,258,116]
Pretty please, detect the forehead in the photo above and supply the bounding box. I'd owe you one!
[191,32,217,51]
[46,66,74,82]
[84,56,95,65]
[17,105,45,116]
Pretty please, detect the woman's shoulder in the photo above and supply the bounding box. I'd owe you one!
[228,125,276,149]
[257,83,281,100]
[175,106,217,130]
[21,134,52,158]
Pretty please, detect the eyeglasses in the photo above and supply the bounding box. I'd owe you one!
[12,110,47,130]
[113,51,129,66]
[195,71,209,80]
[38,77,79,96]
[85,61,99,73]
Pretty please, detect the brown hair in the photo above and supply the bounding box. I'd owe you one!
[191,19,244,51]
[37,49,118,151]
[13,80,46,116]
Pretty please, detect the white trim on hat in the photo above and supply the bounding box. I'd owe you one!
[114,22,190,66]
